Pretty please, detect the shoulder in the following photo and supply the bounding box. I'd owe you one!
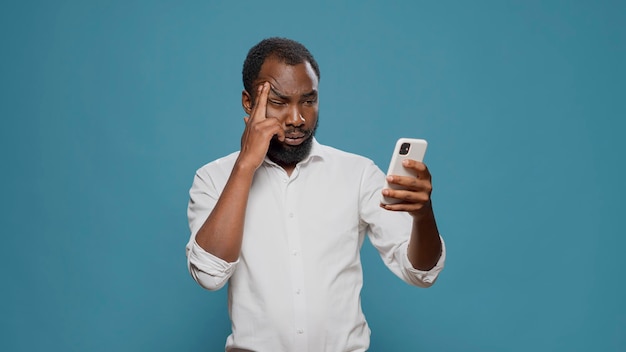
[315,141,378,170]
[312,141,383,183]
[195,151,240,178]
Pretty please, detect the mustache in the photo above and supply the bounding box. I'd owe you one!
[285,127,312,135]
[271,119,318,142]
[272,127,313,140]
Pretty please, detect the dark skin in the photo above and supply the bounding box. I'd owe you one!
[381,161,442,270]
[195,57,441,270]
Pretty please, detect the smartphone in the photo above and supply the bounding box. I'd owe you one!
[381,138,428,205]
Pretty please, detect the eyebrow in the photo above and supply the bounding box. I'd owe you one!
[269,87,289,100]
[301,90,318,98]
[269,86,318,100]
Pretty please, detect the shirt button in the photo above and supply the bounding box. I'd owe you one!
[295,289,301,295]
[292,250,298,256]
[288,213,294,218]
[297,328,304,334]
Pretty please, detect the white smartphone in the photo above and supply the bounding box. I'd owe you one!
[381,138,428,205]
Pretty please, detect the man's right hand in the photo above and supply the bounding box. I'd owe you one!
[196,83,282,262]
[237,82,285,171]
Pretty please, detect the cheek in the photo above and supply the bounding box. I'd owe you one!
[303,107,318,122]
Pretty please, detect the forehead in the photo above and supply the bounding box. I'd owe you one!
[255,57,318,95]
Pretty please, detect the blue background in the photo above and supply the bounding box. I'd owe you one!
[1,1,624,351]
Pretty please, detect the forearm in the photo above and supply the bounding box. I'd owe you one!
[407,204,442,271]
[194,162,256,262]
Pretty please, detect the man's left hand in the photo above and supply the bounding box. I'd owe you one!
[381,159,433,219]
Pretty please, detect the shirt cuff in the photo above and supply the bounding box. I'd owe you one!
[187,240,238,290]
[401,235,446,288]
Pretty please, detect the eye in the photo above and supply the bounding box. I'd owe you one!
[269,100,286,106]
[303,98,317,106]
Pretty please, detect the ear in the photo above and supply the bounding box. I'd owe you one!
[242,90,253,114]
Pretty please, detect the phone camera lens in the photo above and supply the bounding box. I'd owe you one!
[399,143,410,155]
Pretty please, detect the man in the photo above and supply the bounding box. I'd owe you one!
[186,37,445,352]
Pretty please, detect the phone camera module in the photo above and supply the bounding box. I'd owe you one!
[399,142,411,155]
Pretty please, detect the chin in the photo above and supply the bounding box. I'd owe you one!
[267,135,314,166]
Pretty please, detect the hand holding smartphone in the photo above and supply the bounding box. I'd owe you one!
[381,138,428,205]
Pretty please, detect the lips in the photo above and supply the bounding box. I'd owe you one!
[284,133,306,146]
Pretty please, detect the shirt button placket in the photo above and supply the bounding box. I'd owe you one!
[284,179,308,350]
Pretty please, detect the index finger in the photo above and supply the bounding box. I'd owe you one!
[250,82,270,122]
[403,159,431,180]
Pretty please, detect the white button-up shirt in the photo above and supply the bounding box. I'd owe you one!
[186,139,446,352]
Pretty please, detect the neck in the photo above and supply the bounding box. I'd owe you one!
[283,164,296,176]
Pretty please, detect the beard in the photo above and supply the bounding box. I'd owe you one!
[267,121,318,167]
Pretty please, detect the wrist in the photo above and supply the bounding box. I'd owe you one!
[410,200,433,221]
[234,155,262,175]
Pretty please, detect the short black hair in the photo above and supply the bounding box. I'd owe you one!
[242,37,320,94]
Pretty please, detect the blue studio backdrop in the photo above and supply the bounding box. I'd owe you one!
[1,1,624,351]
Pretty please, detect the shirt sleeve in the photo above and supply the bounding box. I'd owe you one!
[359,161,446,288]
[187,240,238,291]
[395,236,446,287]
[185,167,238,291]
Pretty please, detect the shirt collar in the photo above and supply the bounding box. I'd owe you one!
[307,137,325,161]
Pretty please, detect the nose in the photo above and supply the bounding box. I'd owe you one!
[285,106,305,127]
